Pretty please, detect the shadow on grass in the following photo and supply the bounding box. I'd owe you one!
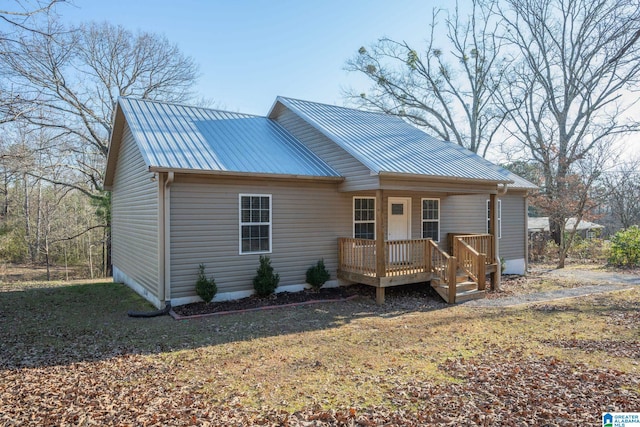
[0,281,492,369]
[1,280,634,370]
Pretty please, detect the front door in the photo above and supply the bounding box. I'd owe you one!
[388,197,411,263]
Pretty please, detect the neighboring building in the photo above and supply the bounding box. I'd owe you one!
[528,217,604,240]
[104,96,537,307]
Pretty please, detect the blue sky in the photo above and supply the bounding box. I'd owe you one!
[60,1,444,115]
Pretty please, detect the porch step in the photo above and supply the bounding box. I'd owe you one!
[455,289,486,303]
[456,274,469,283]
[456,281,477,292]
[431,280,485,304]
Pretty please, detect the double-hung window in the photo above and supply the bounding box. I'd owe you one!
[353,197,375,239]
[422,198,440,241]
[486,199,502,238]
[239,194,271,254]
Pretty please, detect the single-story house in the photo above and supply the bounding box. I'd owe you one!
[104,96,537,307]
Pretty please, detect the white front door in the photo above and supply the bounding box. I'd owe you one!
[388,197,411,262]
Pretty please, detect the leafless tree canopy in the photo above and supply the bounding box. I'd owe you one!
[603,159,640,230]
[0,16,199,276]
[498,0,640,266]
[345,0,507,156]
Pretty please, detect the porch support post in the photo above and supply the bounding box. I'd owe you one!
[375,189,385,304]
[490,193,501,291]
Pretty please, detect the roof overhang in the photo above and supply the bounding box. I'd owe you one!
[103,100,126,191]
[378,171,512,186]
[149,166,345,183]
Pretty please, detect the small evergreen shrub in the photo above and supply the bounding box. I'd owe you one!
[195,264,217,302]
[608,225,640,268]
[253,255,280,297]
[306,259,330,290]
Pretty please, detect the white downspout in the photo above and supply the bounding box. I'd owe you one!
[163,172,174,305]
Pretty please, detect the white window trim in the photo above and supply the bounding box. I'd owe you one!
[487,199,502,239]
[421,198,440,242]
[239,194,272,255]
[353,196,376,239]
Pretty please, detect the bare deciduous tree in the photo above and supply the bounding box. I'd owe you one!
[0,1,62,123]
[345,0,507,156]
[603,159,640,230]
[498,0,640,267]
[0,19,199,274]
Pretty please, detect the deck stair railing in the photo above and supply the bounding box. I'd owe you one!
[452,234,495,264]
[428,240,458,302]
[455,238,486,290]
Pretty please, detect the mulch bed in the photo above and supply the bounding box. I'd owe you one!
[171,283,441,318]
[171,285,369,318]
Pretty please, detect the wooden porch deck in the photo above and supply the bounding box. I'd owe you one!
[337,235,498,304]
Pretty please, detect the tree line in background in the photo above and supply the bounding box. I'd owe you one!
[0,0,639,277]
[0,1,199,277]
[347,0,640,267]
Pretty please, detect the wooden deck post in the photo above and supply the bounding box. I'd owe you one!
[489,193,501,291]
[448,256,457,303]
[376,287,385,305]
[477,253,486,291]
[375,190,385,304]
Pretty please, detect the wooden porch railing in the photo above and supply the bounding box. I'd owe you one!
[453,234,495,264]
[384,239,432,277]
[428,240,457,302]
[338,238,377,276]
[456,239,486,290]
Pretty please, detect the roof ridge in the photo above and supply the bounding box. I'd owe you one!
[119,96,264,118]
[276,96,401,119]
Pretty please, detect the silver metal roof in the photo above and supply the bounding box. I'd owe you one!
[528,217,603,232]
[274,96,522,184]
[118,97,340,178]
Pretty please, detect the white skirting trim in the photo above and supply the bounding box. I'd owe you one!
[170,279,340,307]
[113,266,163,309]
[503,258,526,275]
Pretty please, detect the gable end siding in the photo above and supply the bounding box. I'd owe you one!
[111,123,160,300]
[273,107,378,192]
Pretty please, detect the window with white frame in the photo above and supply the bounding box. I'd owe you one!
[421,198,440,241]
[239,194,272,254]
[486,199,502,239]
[353,197,375,239]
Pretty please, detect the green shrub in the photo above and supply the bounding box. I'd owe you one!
[306,259,330,290]
[608,225,640,268]
[253,256,280,297]
[567,235,609,262]
[195,264,217,302]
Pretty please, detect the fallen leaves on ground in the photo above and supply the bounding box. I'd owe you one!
[2,347,638,426]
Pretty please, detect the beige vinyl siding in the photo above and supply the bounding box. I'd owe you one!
[440,194,488,247]
[111,123,160,298]
[169,175,351,299]
[499,192,527,260]
[272,105,378,192]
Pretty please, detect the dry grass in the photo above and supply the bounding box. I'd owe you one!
[0,270,638,424]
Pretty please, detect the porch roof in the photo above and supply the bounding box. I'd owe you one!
[272,97,524,186]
